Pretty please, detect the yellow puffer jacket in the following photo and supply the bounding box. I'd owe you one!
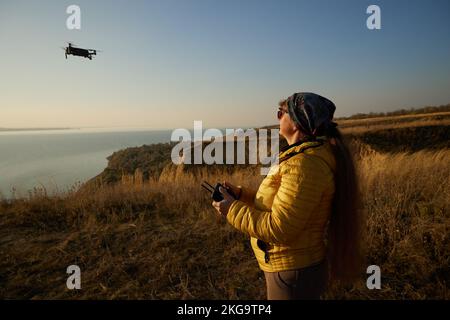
[226,137,337,272]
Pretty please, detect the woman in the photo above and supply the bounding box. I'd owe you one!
[212,92,362,300]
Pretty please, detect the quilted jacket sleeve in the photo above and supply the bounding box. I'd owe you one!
[226,155,329,245]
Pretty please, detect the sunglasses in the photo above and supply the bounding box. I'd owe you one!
[277,107,288,120]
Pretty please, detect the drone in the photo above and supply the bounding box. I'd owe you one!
[61,42,101,60]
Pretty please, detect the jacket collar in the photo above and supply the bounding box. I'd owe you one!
[279,136,328,163]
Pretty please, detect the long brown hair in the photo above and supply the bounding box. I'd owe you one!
[326,126,363,282]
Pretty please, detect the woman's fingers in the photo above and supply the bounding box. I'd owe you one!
[219,186,233,201]
[224,180,233,187]
[224,181,237,194]
[212,200,224,218]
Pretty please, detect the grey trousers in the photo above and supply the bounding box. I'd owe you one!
[264,260,328,300]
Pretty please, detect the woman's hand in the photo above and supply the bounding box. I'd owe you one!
[223,180,241,200]
[212,186,236,218]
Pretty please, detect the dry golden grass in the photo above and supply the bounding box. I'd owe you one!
[0,140,449,299]
[325,144,450,299]
[340,119,450,135]
[337,111,450,134]
[338,111,450,126]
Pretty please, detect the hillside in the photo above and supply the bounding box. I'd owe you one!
[84,112,450,190]
[0,110,449,299]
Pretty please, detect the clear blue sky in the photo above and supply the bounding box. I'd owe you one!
[1,0,449,129]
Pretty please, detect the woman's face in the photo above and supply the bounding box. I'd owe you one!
[278,105,298,139]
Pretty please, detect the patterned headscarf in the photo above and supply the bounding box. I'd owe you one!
[286,92,338,139]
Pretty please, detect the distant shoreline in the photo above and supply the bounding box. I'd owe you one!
[0,127,79,132]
